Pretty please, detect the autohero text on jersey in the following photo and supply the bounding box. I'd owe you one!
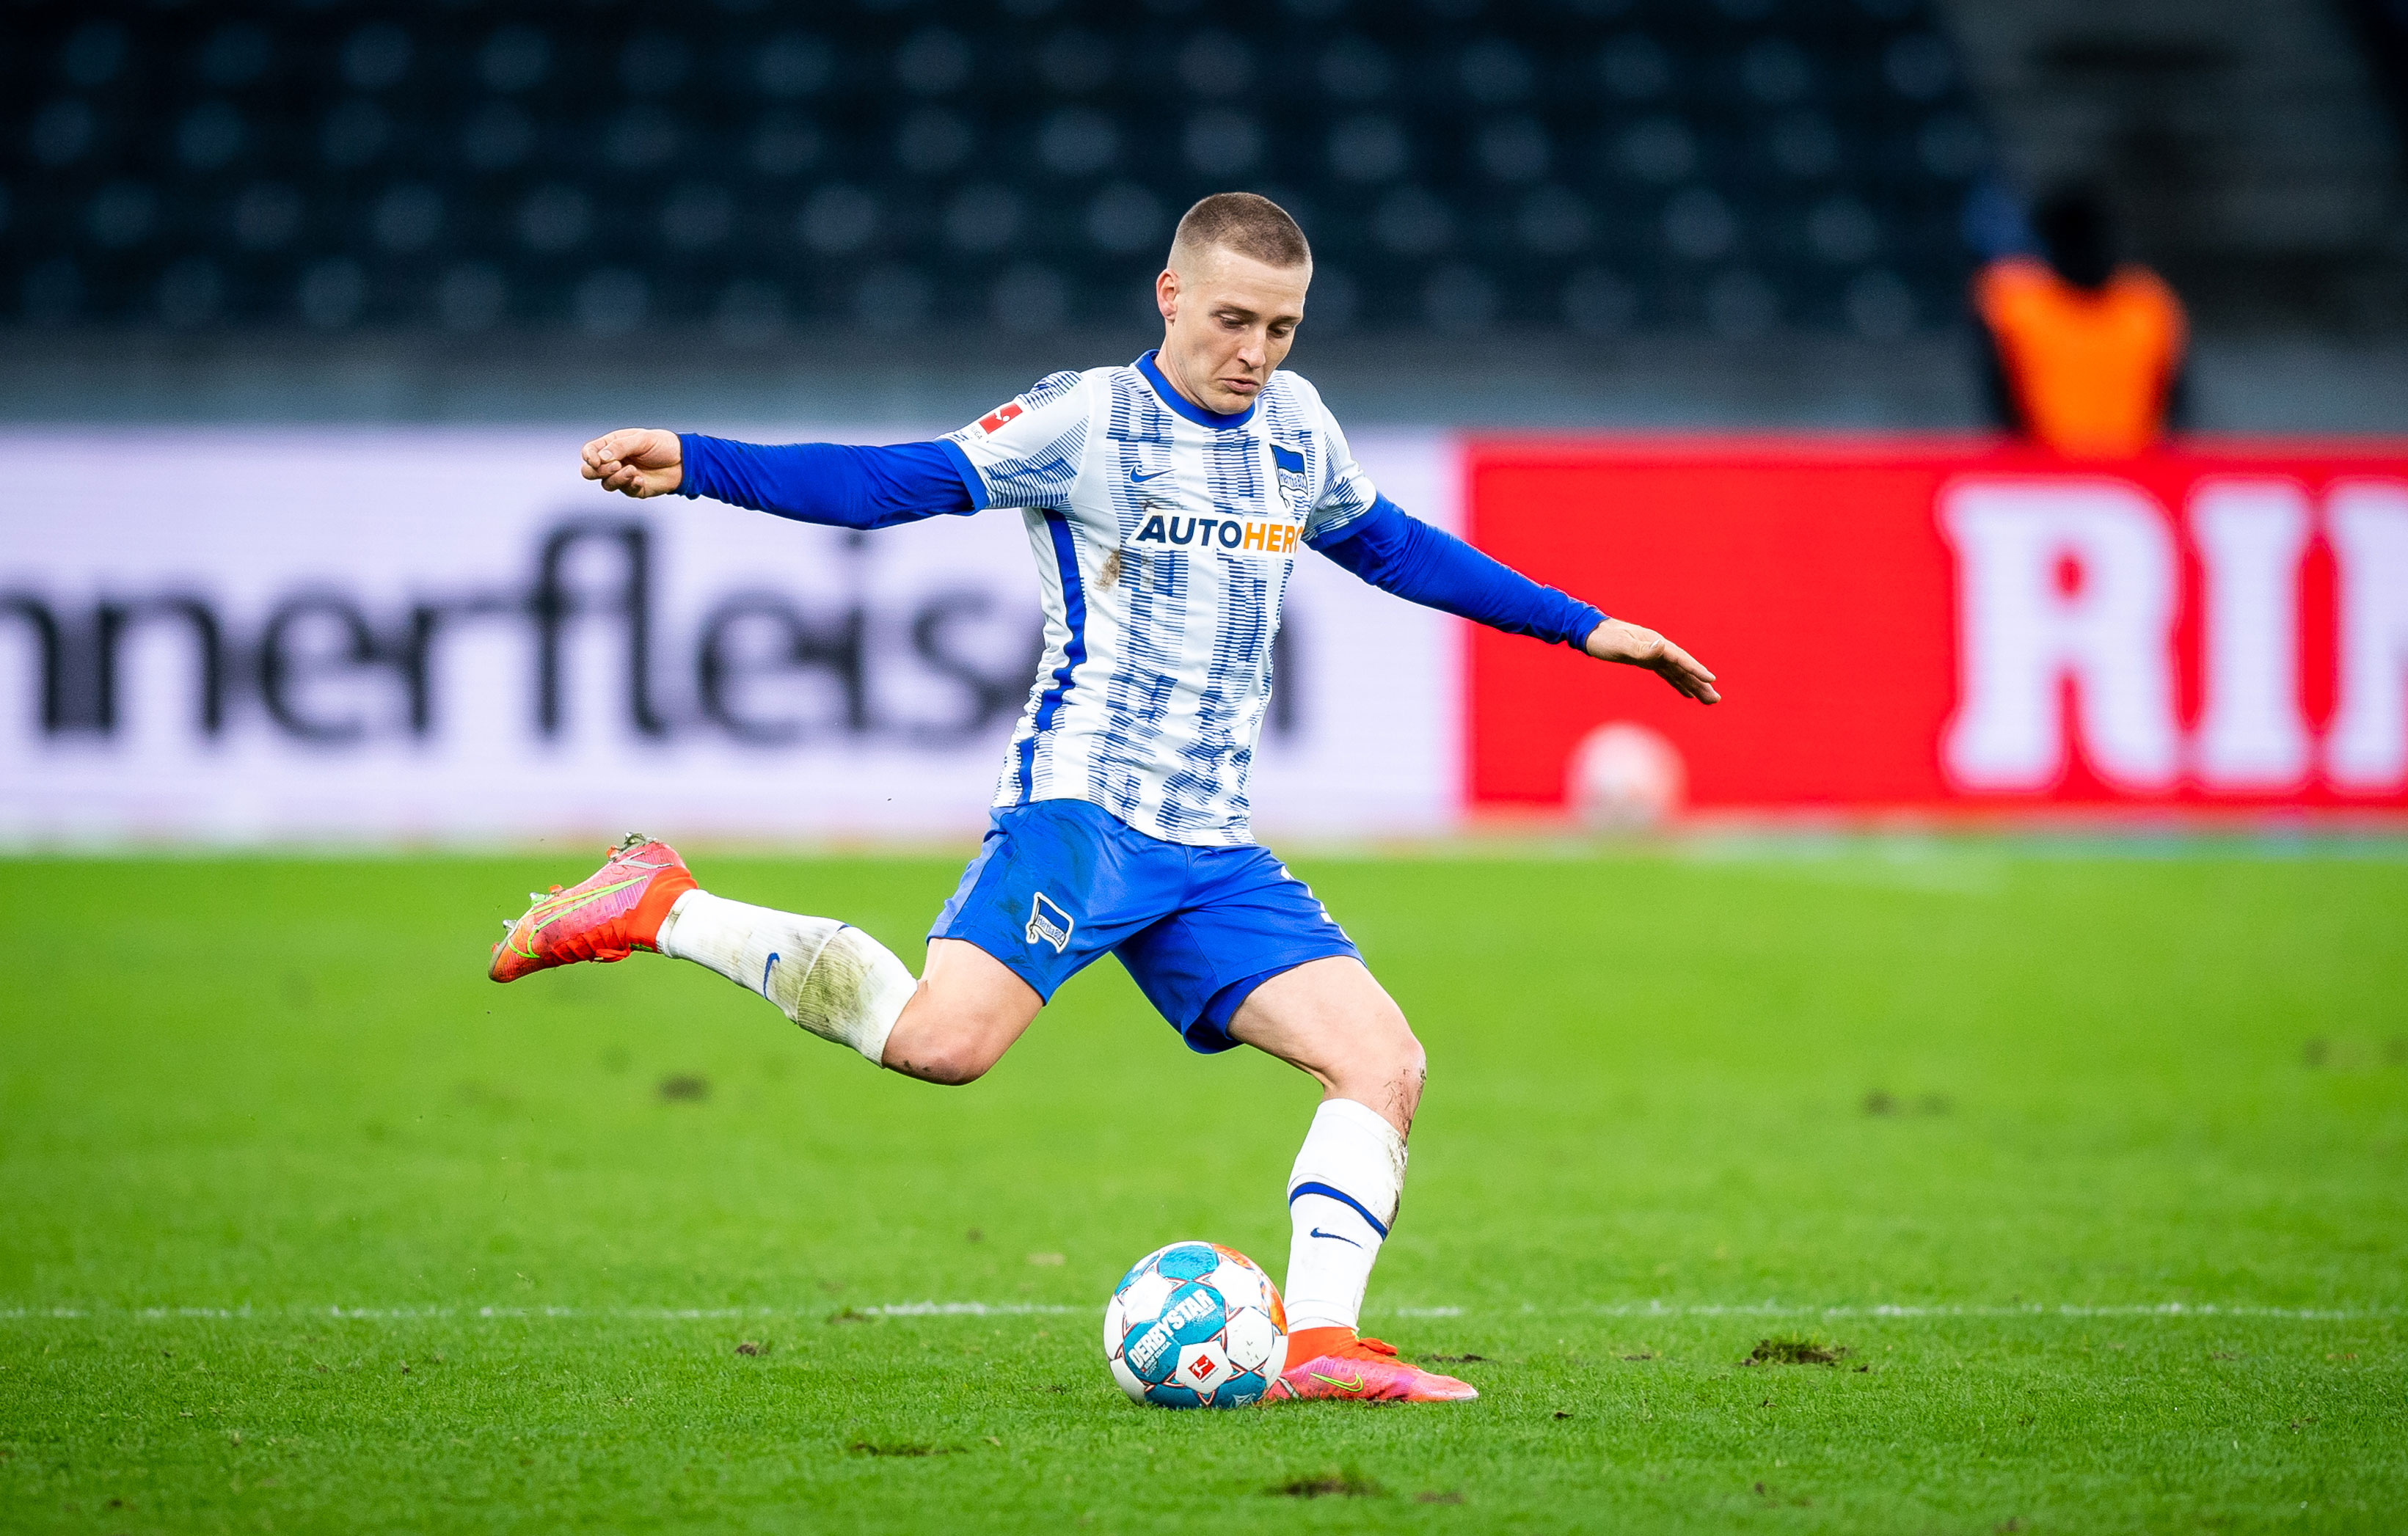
[1130,515,1305,556]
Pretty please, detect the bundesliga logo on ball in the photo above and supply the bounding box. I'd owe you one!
[1104,1242,1288,1408]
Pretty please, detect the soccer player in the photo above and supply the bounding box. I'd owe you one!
[492,193,1717,1405]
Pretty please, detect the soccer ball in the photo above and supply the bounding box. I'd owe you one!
[1103,1241,1288,1408]
[1566,720,1685,828]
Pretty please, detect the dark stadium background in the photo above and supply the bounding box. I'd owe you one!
[7,0,2404,428]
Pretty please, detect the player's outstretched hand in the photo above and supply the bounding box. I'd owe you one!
[1583,618,1721,703]
[580,428,683,498]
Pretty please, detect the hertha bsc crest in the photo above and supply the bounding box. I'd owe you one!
[1026,893,1073,953]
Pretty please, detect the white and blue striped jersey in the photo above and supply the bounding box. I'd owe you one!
[944,351,1379,846]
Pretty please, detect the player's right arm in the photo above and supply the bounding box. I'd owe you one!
[582,428,685,496]
[579,427,983,530]
[580,374,1091,529]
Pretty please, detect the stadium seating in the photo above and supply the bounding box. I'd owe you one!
[8,0,1996,341]
[2351,0,2408,151]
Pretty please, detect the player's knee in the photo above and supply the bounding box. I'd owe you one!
[916,1050,992,1087]
[1381,999,1426,1080]
[889,1007,1012,1086]
[1335,1003,1424,1116]
[906,1032,998,1086]
[1391,1023,1428,1113]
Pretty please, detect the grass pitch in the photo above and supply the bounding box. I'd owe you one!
[3,839,2404,1532]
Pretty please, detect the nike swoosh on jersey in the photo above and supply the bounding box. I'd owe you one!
[1128,468,1171,483]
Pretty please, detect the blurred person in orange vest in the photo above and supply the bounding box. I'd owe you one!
[1974,185,2189,456]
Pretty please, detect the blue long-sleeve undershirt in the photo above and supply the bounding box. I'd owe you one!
[675,434,983,527]
[1310,497,1607,649]
[674,436,1604,649]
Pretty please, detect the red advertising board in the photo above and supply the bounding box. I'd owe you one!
[1466,439,2408,820]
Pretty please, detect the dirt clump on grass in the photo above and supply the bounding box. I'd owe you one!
[1743,1336,1849,1367]
[1272,1469,1384,1499]
[848,1441,952,1458]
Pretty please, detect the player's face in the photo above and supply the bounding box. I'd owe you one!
[1154,248,1310,415]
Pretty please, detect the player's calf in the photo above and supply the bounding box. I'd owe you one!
[654,890,913,1064]
[1220,959,1451,1395]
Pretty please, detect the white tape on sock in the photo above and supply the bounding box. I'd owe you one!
[657,890,913,1064]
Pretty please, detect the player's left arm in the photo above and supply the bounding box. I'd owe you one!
[1310,497,1719,705]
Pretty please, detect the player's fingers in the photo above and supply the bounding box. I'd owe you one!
[1656,643,1714,687]
[1664,642,1714,684]
[1652,651,1715,703]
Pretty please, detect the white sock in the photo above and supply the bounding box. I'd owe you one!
[654,890,914,1065]
[1282,1097,1408,1334]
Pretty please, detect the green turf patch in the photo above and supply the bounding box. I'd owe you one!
[2,844,2404,1532]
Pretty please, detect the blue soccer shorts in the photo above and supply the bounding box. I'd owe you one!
[927,798,1360,1053]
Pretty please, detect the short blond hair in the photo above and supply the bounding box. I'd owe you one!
[1170,192,1311,269]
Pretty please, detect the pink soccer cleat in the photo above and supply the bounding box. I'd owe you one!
[488,834,697,984]
[1266,1329,1479,1403]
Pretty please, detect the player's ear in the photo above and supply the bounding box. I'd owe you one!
[1156,268,1179,324]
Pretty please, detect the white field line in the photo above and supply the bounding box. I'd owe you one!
[0,1301,2393,1323]
[1556,1301,2391,1322]
[0,1303,1092,1321]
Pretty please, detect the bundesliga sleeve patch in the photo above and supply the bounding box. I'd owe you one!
[970,400,1024,436]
